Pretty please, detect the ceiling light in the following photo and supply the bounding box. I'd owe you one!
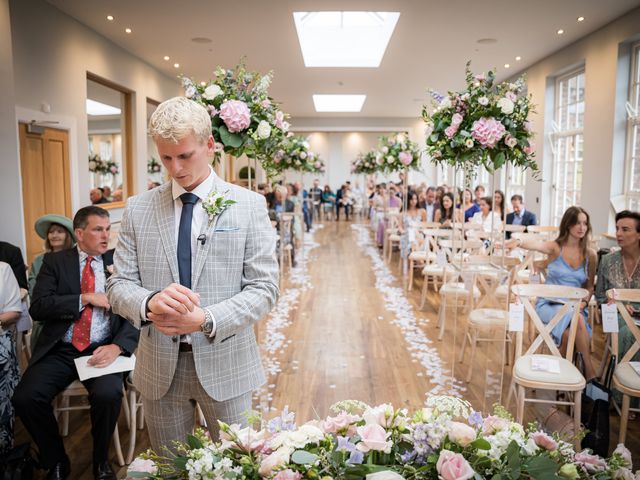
[200,81,206,86]
[577,16,585,22]
[312,94,366,112]
[86,99,121,116]
[293,11,400,67]
[557,29,564,35]
[125,27,132,34]
[515,56,521,61]
[173,63,180,68]
[163,56,170,61]
[106,15,114,21]
[504,63,510,69]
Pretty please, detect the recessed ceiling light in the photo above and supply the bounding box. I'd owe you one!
[293,11,400,67]
[200,81,206,86]
[312,94,366,112]
[557,29,564,35]
[174,63,180,68]
[504,63,510,69]
[106,15,114,21]
[86,99,121,116]
[515,56,522,61]
[125,27,132,34]
[163,56,170,61]
[577,16,585,22]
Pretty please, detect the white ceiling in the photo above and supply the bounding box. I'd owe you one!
[47,0,640,118]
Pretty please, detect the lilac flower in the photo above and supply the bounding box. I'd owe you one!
[400,450,417,463]
[429,90,445,103]
[468,411,483,427]
[267,406,296,433]
[335,436,363,464]
[348,449,364,465]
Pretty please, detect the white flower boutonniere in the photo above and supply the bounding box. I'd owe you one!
[202,190,236,226]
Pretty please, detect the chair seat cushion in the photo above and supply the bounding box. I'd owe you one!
[423,264,455,275]
[514,354,584,386]
[468,308,508,326]
[614,362,640,392]
[440,282,481,297]
[410,251,436,262]
[388,234,401,241]
[494,284,509,298]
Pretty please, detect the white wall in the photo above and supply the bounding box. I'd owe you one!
[515,7,640,233]
[9,0,179,231]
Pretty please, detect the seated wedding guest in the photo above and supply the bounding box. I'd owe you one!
[434,192,460,228]
[269,186,296,265]
[0,261,22,456]
[461,188,480,222]
[256,183,267,196]
[101,186,112,201]
[339,185,354,221]
[471,196,501,232]
[374,185,402,246]
[89,188,108,205]
[435,185,445,206]
[474,185,485,205]
[595,210,640,364]
[111,189,123,202]
[309,179,323,221]
[400,192,426,231]
[506,194,537,234]
[424,187,437,222]
[0,240,28,291]
[335,184,344,220]
[504,206,597,381]
[28,214,76,349]
[13,206,139,480]
[493,190,507,221]
[322,185,335,207]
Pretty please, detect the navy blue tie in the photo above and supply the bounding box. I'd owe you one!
[178,193,198,288]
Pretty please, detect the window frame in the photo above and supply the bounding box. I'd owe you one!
[624,42,640,210]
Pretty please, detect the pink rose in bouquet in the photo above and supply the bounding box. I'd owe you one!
[219,99,251,133]
[436,450,475,480]
[324,412,359,435]
[448,421,476,447]
[273,469,302,480]
[574,451,607,472]
[531,431,558,451]
[275,110,286,130]
[504,135,518,148]
[399,151,413,166]
[524,141,536,156]
[482,415,510,435]
[471,117,506,148]
[356,424,392,453]
[451,113,464,126]
[127,458,157,477]
[259,448,292,476]
[444,125,458,139]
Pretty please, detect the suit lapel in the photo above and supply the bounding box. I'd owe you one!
[192,176,228,289]
[68,247,81,294]
[155,184,180,283]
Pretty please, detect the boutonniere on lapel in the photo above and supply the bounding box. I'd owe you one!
[202,189,236,227]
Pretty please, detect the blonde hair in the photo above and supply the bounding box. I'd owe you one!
[149,97,212,143]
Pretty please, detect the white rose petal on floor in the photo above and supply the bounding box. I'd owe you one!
[352,224,465,397]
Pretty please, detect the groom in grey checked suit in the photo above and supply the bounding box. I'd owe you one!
[107,96,278,450]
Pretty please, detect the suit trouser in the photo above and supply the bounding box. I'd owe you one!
[143,351,252,453]
[12,342,124,468]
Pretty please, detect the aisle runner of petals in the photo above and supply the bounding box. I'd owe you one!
[254,225,322,413]
[352,224,465,397]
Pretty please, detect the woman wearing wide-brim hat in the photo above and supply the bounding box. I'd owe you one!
[28,214,76,349]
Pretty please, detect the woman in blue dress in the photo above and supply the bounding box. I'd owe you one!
[505,206,598,381]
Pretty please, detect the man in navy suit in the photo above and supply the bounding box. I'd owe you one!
[506,194,537,237]
[13,206,138,480]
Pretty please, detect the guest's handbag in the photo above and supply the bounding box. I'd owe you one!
[581,354,616,458]
[0,443,35,480]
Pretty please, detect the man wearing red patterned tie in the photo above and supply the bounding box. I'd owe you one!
[12,206,139,480]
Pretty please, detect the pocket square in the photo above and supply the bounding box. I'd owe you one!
[214,226,240,232]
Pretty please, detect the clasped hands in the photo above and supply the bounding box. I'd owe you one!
[147,283,205,337]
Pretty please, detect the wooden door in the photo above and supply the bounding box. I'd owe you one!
[19,124,72,265]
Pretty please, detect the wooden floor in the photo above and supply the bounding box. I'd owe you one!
[15,218,639,477]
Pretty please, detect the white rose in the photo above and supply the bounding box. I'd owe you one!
[256,120,271,139]
[386,156,394,164]
[376,155,384,165]
[202,84,223,100]
[440,97,452,109]
[465,139,474,148]
[366,472,405,480]
[381,146,389,154]
[424,122,434,137]
[299,151,307,159]
[88,161,96,170]
[302,141,311,150]
[497,97,514,114]
[478,96,489,106]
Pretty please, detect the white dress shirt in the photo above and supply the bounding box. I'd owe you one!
[141,166,217,340]
[471,211,502,233]
[425,203,435,222]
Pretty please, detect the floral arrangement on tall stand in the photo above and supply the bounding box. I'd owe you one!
[352,151,381,175]
[147,157,162,174]
[127,397,637,480]
[88,153,119,176]
[375,133,422,174]
[182,62,291,169]
[422,62,537,175]
[266,136,324,180]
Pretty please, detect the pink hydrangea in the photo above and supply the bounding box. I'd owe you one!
[471,117,506,148]
[399,151,413,165]
[219,99,251,133]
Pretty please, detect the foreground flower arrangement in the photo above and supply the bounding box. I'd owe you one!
[127,397,636,480]
[182,62,290,164]
[422,62,538,174]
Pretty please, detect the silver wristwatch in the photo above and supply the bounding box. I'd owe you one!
[200,309,214,335]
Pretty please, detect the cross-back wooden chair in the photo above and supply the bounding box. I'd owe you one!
[410,228,452,291]
[508,283,588,450]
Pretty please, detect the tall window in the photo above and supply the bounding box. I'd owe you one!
[551,69,585,224]
[625,43,640,210]
[507,164,527,198]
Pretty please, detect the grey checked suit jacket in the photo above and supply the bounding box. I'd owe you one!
[107,178,278,401]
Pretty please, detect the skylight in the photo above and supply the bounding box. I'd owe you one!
[313,94,366,112]
[86,99,121,116]
[293,11,400,67]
